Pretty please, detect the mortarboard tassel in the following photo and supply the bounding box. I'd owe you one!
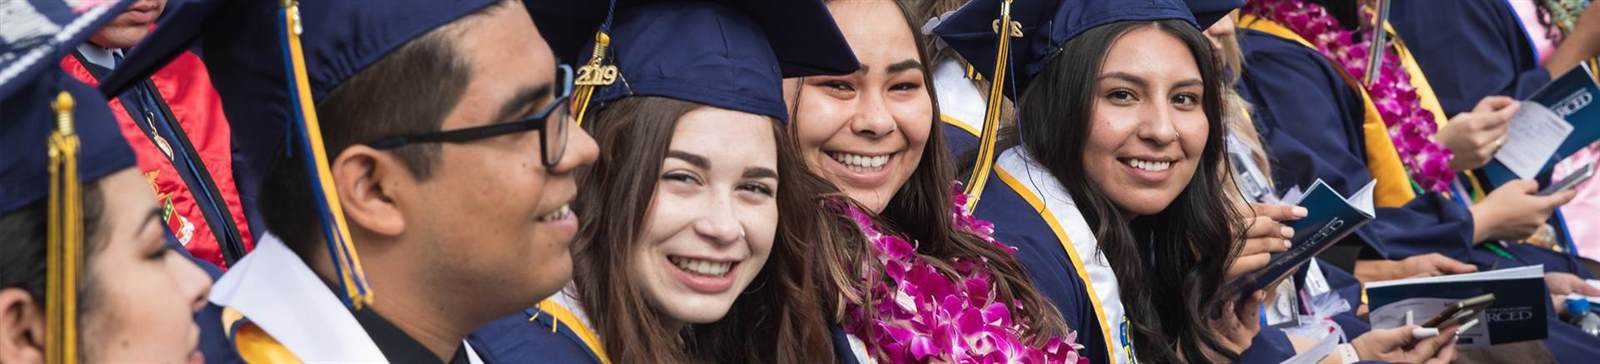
[277,0,372,309]
[961,0,1021,211]
[571,0,619,128]
[571,31,617,127]
[46,90,83,364]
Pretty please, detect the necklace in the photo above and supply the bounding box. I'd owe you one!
[832,184,1085,363]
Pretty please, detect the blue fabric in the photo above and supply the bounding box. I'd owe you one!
[933,0,1201,98]
[973,169,1112,364]
[0,0,131,99]
[1183,0,1246,30]
[829,324,863,364]
[1237,28,1483,261]
[1389,0,1552,117]
[1,73,136,215]
[587,0,858,123]
[941,122,979,163]
[1239,327,1296,363]
[466,309,602,364]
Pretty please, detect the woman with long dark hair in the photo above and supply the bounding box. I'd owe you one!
[785,0,1082,362]
[930,0,1388,362]
[466,1,858,362]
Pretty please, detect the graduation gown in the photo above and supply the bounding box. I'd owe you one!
[1390,0,1595,275]
[1389,0,1551,117]
[199,235,487,363]
[933,59,983,160]
[1237,22,1486,267]
[467,291,607,364]
[1239,16,1600,359]
[972,148,1298,363]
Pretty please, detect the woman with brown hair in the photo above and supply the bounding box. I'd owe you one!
[785,0,1082,362]
[466,0,859,362]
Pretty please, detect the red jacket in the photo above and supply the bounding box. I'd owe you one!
[62,50,253,268]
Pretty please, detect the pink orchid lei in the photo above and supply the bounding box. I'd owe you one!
[828,184,1085,363]
[1245,0,1455,192]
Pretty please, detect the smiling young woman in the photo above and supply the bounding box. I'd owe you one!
[464,1,859,363]
[932,0,1264,362]
[786,0,1079,362]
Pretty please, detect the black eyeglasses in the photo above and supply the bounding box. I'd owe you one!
[366,64,575,167]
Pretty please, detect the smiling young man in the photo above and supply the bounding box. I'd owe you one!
[99,0,605,362]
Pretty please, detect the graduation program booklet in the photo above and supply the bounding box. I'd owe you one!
[1367,265,1547,348]
[1489,63,1600,183]
[1227,179,1376,298]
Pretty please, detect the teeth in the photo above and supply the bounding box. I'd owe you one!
[669,256,733,277]
[537,205,572,222]
[1125,159,1171,172]
[830,152,889,172]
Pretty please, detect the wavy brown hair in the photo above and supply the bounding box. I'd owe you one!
[572,96,836,363]
[793,0,1070,357]
[1000,20,1245,362]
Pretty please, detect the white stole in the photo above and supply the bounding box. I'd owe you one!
[995,148,1135,364]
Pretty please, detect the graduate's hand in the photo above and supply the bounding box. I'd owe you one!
[1471,180,1578,243]
[1227,203,1306,280]
[1438,96,1518,171]
[1206,290,1266,361]
[1354,254,1478,282]
[1546,272,1600,315]
[1347,325,1459,364]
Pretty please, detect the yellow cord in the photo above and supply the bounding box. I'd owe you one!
[283,0,372,308]
[46,90,82,364]
[962,0,1020,211]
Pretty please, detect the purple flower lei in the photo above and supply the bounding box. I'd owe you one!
[1245,0,1456,192]
[829,184,1086,363]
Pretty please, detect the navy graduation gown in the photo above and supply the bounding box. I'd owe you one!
[1389,0,1551,117]
[1237,28,1477,264]
[943,122,980,163]
[830,324,865,364]
[1240,327,1296,363]
[974,167,1114,364]
[466,309,601,364]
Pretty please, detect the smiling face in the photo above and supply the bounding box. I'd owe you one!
[1084,26,1210,217]
[788,0,932,213]
[630,108,780,326]
[402,1,598,315]
[81,169,212,364]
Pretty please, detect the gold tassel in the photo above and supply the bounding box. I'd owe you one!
[282,0,372,308]
[962,0,1021,211]
[572,31,618,127]
[46,90,82,364]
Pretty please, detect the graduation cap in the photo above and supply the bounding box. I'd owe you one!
[97,0,614,310]
[1186,0,1245,31]
[570,0,859,126]
[1,1,136,361]
[933,0,1233,210]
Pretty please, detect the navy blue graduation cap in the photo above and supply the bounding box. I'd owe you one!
[573,0,859,125]
[1,1,135,361]
[97,0,613,310]
[1185,0,1245,31]
[931,0,1228,209]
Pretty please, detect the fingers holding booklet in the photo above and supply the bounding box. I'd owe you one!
[1368,265,1550,348]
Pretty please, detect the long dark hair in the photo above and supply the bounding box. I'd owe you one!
[1002,20,1242,362]
[572,96,835,363]
[797,0,1070,353]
